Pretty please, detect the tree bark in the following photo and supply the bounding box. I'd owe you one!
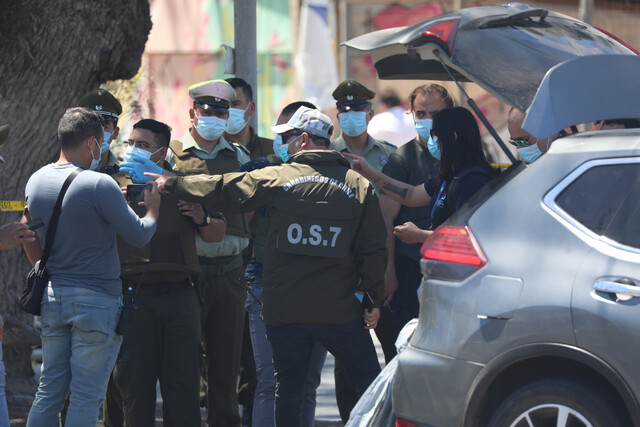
[0,0,151,419]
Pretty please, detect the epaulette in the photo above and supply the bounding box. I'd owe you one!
[378,139,397,149]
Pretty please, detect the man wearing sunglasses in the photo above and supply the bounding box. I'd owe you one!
[149,106,386,427]
[508,108,556,164]
[104,119,225,426]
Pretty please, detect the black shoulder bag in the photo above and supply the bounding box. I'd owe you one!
[19,168,83,315]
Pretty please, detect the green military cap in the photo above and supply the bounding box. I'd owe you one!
[188,80,236,113]
[78,89,122,122]
[332,79,376,112]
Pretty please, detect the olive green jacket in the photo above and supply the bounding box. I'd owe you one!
[165,150,387,325]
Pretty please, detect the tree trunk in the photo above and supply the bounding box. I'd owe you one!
[0,0,151,420]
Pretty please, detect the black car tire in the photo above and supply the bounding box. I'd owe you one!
[487,378,625,427]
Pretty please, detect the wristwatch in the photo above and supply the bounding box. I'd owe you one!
[195,213,211,227]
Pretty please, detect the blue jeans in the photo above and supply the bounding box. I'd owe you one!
[266,319,381,427]
[0,316,8,427]
[245,260,327,427]
[27,285,123,427]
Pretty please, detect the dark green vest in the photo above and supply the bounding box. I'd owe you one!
[169,138,250,238]
[113,172,201,283]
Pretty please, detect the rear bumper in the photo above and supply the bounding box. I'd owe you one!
[392,344,483,427]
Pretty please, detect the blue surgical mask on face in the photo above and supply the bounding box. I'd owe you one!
[195,115,227,141]
[89,138,100,170]
[101,131,111,156]
[339,111,368,137]
[415,118,433,143]
[273,134,291,162]
[427,135,441,160]
[517,143,543,164]
[226,107,248,135]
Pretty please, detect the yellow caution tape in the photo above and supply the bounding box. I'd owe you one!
[0,200,26,211]
[491,163,514,169]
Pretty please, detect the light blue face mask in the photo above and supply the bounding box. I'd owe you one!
[427,135,441,160]
[195,115,227,141]
[415,118,433,143]
[273,134,291,162]
[101,131,112,156]
[226,107,248,135]
[89,138,100,170]
[339,111,368,137]
[517,143,543,164]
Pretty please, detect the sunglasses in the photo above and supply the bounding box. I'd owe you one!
[281,131,302,144]
[508,136,534,147]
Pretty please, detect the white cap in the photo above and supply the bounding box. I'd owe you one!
[272,106,334,139]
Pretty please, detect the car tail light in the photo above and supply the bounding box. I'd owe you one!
[419,18,460,55]
[595,27,639,55]
[421,226,487,266]
[420,226,487,281]
[396,418,418,427]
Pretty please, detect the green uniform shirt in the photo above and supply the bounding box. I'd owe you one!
[166,130,250,257]
[226,126,274,161]
[330,133,396,173]
[165,150,387,325]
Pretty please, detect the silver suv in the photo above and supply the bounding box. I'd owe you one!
[345,4,640,426]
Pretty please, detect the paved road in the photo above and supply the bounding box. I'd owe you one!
[32,333,385,426]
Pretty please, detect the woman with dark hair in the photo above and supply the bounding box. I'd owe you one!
[347,106,496,242]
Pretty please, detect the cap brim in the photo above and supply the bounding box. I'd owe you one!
[271,123,295,134]
[195,101,229,113]
[337,101,371,111]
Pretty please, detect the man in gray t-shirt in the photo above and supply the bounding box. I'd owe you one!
[21,108,160,426]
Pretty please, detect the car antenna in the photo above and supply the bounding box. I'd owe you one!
[434,50,519,165]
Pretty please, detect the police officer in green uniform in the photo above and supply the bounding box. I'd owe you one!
[149,106,386,427]
[224,77,274,160]
[166,80,250,427]
[329,79,398,423]
[330,79,396,176]
[106,119,225,427]
[77,88,122,174]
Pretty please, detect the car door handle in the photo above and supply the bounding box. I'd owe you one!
[593,280,640,298]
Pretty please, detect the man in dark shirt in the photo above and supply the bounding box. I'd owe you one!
[381,84,453,330]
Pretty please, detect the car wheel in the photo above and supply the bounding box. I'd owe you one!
[488,378,625,427]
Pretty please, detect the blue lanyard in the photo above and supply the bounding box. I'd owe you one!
[430,180,447,219]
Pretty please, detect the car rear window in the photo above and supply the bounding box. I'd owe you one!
[555,163,640,248]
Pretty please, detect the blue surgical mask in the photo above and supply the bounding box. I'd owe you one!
[226,107,248,135]
[89,138,100,170]
[125,145,162,164]
[427,135,441,160]
[415,118,433,143]
[273,134,291,162]
[101,131,111,156]
[339,111,368,137]
[195,115,227,141]
[517,143,543,164]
